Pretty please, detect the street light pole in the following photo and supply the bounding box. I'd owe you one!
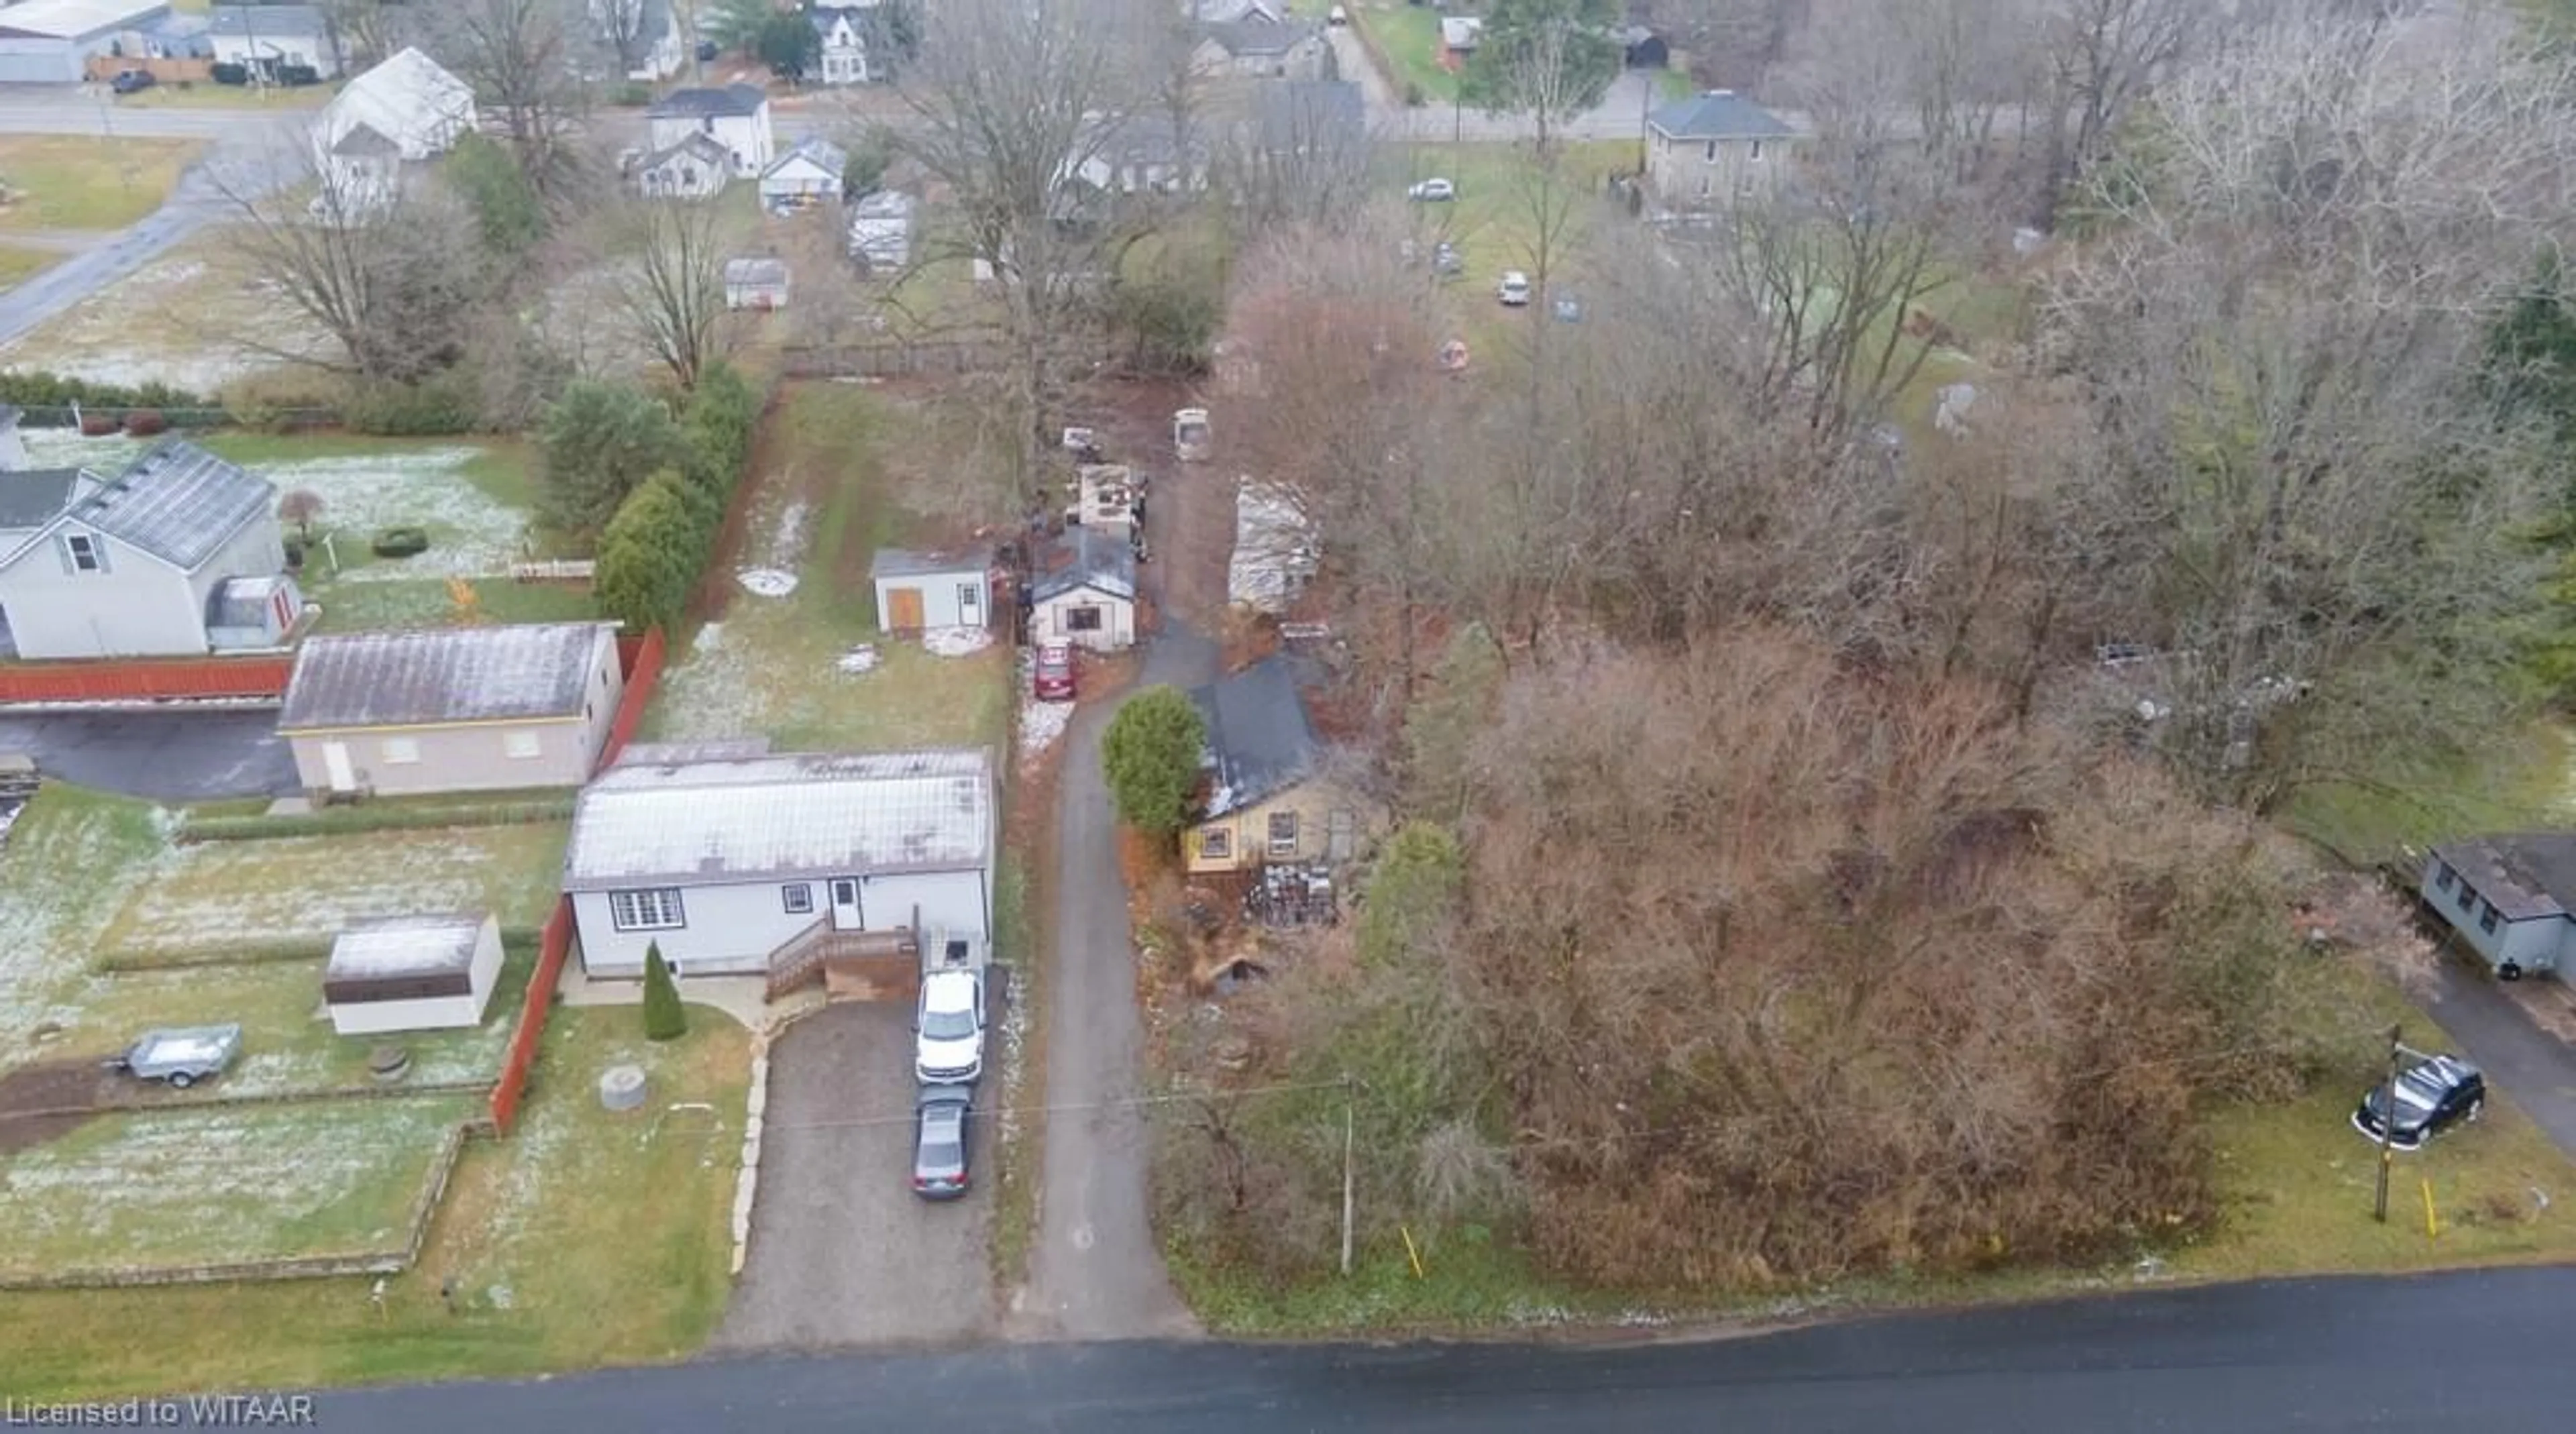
[2373,1024,2401,1223]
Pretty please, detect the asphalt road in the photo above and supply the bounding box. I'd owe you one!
[0,708,294,799]
[313,1266,2576,1431]
[714,1002,997,1350]
[1012,619,1210,1341]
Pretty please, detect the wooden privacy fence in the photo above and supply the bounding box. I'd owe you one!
[601,627,667,773]
[0,656,290,704]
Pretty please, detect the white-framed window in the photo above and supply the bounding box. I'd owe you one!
[504,730,543,760]
[610,888,687,930]
[1198,825,1232,861]
[783,883,814,915]
[63,532,105,573]
[1267,810,1299,858]
[381,736,421,765]
[959,582,981,612]
[1068,606,1104,632]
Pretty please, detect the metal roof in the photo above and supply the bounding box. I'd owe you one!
[1030,526,1135,603]
[641,131,730,170]
[279,621,614,731]
[326,914,486,981]
[724,256,788,285]
[206,573,294,629]
[648,82,768,119]
[65,439,272,570]
[0,0,166,40]
[2430,834,2576,923]
[1189,655,1320,817]
[1649,89,1796,141]
[208,3,326,39]
[871,547,987,581]
[563,749,994,889]
[1201,14,1317,56]
[764,133,847,180]
[317,46,474,158]
[1249,80,1363,152]
[0,467,81,531]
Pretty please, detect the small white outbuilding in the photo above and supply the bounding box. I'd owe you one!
[324,913,506,1036]
[724,256,790,311]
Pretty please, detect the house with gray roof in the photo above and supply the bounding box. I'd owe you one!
[635,131,732,200]
[0,439,299,661]
[1028,525,1136,653]
[1644,88,1801,210]
[278,621,625,797]
[646,82,773,175]
[1192,9,1331,80]
[1183,655,1377,874]
[209,4,340,79]
[561,748,997,979]
[759,133,847,211]
[2422,836,2576,981]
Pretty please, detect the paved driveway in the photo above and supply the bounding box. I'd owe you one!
[715,1001,997,1351]
[2422,958,2576,1161]
[0,708,294,800]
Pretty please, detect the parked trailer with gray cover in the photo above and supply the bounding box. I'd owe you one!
[103,1023,242,1087]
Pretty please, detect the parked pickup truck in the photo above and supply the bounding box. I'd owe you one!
[103,1024,242,1088]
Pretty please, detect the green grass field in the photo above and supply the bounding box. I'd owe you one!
[0,241,58,292]
[0,1007,750,1399]
[1354,3,1462,104]
[117,80,336,111]
[0,135,205,232]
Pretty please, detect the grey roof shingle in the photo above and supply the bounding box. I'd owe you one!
[871,547,987,581]
[563,749,994,889]
[66,440,273,570]
[0,467,80,531]
[279,622,612,731]
[1648,89,1795,141]
[764,133,847,181]
[2430,834,2576,923]
[1201,15,1318,56]
[647,82,767,119]
[642,131,730,170]
[1250,80,1362,151]
[209,3,327,40]
[1030,526,1134,603]
[1189,655,1320,818]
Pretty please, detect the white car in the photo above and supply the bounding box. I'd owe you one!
[914,969,985,1085]
[1497,270,1532,306]
[1408,177,1456,202]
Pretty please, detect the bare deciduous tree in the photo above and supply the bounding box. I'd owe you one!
[2030,0,2196,225]
[616,198,731,392]
[439,0,589,196]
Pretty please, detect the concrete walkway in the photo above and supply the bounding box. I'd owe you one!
[555,961,823,1034]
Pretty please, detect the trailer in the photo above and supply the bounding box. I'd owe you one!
[103,1024,244,1089]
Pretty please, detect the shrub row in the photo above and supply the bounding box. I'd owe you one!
[594,364,764,633]
[178,797,578,843]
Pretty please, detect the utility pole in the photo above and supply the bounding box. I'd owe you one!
[1339,1091,1355,1276]
[2373,1024,2401,1223]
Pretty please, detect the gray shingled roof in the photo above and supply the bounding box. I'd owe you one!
[563,749,994,889]
[1251,80,1362,151]
[1201,15,1317,56]
[279,621,612,731]
[1031,526,1135,603]
[1648,89,1796,141]
[871,547,987,581]
[67,440,273,571]
[647,82,767,119]
[0,467,81,531]
[2431,834,2576,923]
[1190,655,1320,818]
[642,131,730,170]
[209,3,327,40]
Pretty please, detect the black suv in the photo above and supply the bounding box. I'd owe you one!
[2353,1054,2485,1151]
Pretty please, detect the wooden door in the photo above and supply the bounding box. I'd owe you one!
[888,587,924,630]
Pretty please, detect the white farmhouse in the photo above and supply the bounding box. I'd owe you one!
[645,83,774,176]
[810,2,882,85]
[561,749,998,981]
[310,46,476,209]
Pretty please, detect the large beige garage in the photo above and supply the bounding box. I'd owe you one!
[278,622,625,797]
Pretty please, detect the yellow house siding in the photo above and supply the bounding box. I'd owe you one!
[1183,779,1384,875]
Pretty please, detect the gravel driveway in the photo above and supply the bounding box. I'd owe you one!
[714,1001,997,1351]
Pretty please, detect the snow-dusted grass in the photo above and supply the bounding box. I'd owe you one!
[0,1008,753,1400]
[1016,654,1073,765]
[923,625,994,657]
[0,1094,478,1278]
[0,788,170,1067]
[0,232,317,391]
[97,822,569,958]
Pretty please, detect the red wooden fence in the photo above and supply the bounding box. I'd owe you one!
[598,627,667,773]
[488,898,574,1134]
[0,656,291,704]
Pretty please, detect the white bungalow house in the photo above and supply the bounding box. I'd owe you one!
[208,3,341,80]
[0,440,298,661]
[645,83,774,176]
[561,749,996,981]
[636,132,732,199]
[1028,526,1136,652]
[277,622,627,797]
[594,0,684,81]
[310,46,476,211]
[759,135,847,211]
[810,3,883,85]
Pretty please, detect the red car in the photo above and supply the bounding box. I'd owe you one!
[1033,643,1077,701]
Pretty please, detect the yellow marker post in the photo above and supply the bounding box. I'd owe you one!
[1400,1224,1425,1280]
[2422,1178,2439,1239]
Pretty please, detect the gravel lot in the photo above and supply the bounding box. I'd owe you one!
[714,1001,998,1351]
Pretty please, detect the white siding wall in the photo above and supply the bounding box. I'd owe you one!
[0,37,91,85]
[185,516,288,624]
[2502,917,2571,975]
[2420,852,2576,975]
[0,522,205,658]
[211,32,344,78]
[873,569,987,631]
[574,867,991,978]
[1030,587,1134,651]
[285,629,621,796]
[328,922,504,1035]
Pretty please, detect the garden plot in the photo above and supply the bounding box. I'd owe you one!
[0,1093,476,1280]
[97,823,568,960]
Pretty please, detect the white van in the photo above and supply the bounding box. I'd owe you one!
[1328,5,1350,24]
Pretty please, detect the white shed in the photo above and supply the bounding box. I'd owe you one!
[871,547,991,633]
[324,914,505,1036]
[759,134,847,211]
[724,256,790,311]
[847,190,915,272]
[1029,526,1137,652]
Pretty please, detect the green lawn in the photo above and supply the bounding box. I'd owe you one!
[0,135,205,231]
[0,1006,751,1399]
[0,241,57,292]
[117,80,337,111]
[1354,3,1461,104]
[0,1096,477,1282]
[644,384,1012,753]
[2283,724,2575,869]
